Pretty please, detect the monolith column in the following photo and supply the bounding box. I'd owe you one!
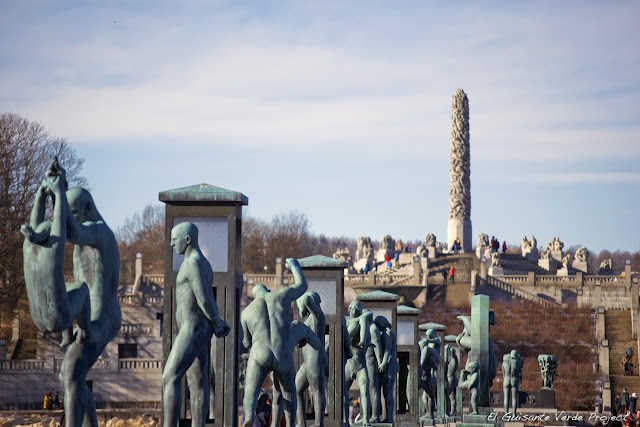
[447,89,472,253]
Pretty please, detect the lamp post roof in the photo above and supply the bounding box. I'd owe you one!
[159,183,248,205]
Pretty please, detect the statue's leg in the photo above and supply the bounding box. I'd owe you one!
[271,374,284,427]
[186,343,210,427]
[367,364,380,422]
[278,364,297,427]
[62,339,105,427]
[308,370,325,427]
[295,364,309,427]
[243,357,268,427]
[382,372,395,422]
[344,362,355,425]
[503,385,509,414]
[511,385,518,415]
[163,329,201,427]
[356,369,370,425]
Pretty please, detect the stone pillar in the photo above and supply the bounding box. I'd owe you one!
[447,89,472,253]
[413,255,422,285]
[469,295,493,407]
[275,257,283,290]
[396,306,421,424]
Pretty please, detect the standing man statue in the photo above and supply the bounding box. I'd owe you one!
[22,158,122,427]
[344,301,373,426]
[241,258,316,427]
[375,316,399,423]
[163,222,231,427]
[503,350,524,415]
[444,344,459,416]
[295,291,328,427]
[365,313,383,423]
[418,329,440,420]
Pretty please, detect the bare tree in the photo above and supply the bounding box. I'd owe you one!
[0,113,87,322]
[116,204,164,285]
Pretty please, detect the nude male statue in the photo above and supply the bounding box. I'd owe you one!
[365,314,383,422]
[344,301,373,426]
[163,222,231,427]
[458,361,480,415]
[503,350,523,415]
[375,316,399,423]
[241,258,318,427]
[295,291,328,427]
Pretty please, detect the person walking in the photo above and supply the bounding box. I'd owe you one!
[622,388,630,414]
[442,269,448,284]
[449,267,455,284]
[502,241,507,253]
[44,393,53,410]
[631,393,638,416]
[54,391,60,410]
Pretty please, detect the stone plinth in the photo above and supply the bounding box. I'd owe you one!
[549,250,563,262]
[572,260,588,273]
[557,267,569,276]
[376,248,395,264]
[488,266,503,276]
[537,258,557,274]
[447,219,472,253]
[425,246,438,259]
[522,248,539,262]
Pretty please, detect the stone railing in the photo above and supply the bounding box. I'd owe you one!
[484,276,562,309]
[119,323,154,336]
[118,295,163,305]
[144,274,164,286]
[118,358,161,371]
[0,359,45,371]
[584,275,625,286]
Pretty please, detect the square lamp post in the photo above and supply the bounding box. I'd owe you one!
[298,255,348,427]
[419,322,446,424]
[159,184,248,427]
[396,305,421,425]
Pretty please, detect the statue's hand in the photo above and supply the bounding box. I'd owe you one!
[285,258,299,271]
[213,319,231,338]
[242,339,251,349]
[379,362,387,373]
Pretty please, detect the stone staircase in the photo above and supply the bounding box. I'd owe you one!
[426,253,480,285]
[11,338,38,359]
[605,310,640,400]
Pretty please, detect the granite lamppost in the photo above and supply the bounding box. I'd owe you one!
[419,322,447,424]
[298,255,347,427]
[396,305,421,425]
[159,184,247,427]
[447,89,472,252]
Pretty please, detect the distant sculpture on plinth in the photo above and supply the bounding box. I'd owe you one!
[163,222,231,427]
[376,235,396,263]
[558,254,571,276]
[599,259,613,275]
[241,259,320,427]
[458,361,480,415]
[520,235,539,261]
[419,329,440,420]
[295,291,328,427]
[355,236,374,272]
[503,350,524,415]
[488,252,504,276]
[538,354,558,389]
[538,250,558,274]
[345,301,374,426]
[572,247,589,273]
[374,316,399,423]
[444,344,459,416]
[476,233,490,260]
[447,89,472,252]
[22,157,122,427]
[547,237,564,262]
[333,248,353,272]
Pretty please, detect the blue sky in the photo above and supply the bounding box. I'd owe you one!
[1,1,639,253]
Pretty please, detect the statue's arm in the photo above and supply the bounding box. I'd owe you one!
[65,208,99,246]
[29,180,48,227]
[241,313,251,348]
[370,326,384,367]
[281,258,307,301]
[358,315,371,348]
[190,261,223,325]
[379,330,392,371]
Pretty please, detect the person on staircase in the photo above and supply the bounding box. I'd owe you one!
[621,388,630,414]
[449,267,455,284]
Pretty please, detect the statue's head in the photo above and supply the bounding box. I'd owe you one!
[67,187,101,223]
[348,301,362,318]
[374,315,391,330]
[466,361,480,373]
[426,328,437,339]
[251,284,270,299]
[297,291,321,317]
[170,222,198,255]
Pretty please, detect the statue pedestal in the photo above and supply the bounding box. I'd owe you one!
[488,266,504,276]
[522,249,539,262]
[538,258,557,274]
[376,248,394,263]
[572,260,588,273]
[447,219,472,253]
[425,246,438,259]
[460,412,498,426]
[476,245,487,259]
[550,250,563,262]
[557,267,569,276]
